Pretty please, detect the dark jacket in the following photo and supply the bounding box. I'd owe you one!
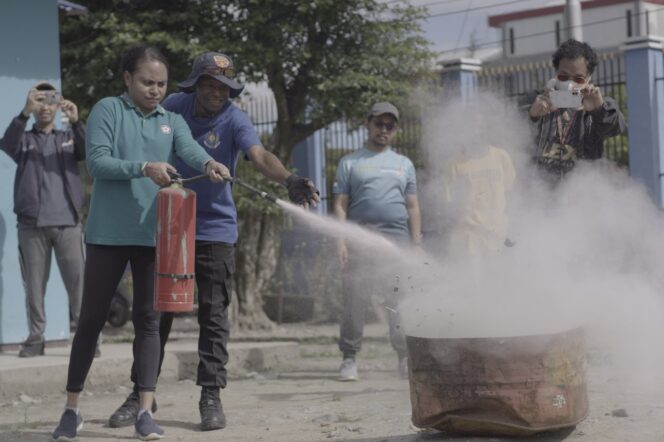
[0,114,86,223]
[521,90,626,176]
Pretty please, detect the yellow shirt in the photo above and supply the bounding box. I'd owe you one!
[443,145,516,255]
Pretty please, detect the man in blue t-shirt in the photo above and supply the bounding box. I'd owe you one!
[110,52,319,431]
[333,102,422,382]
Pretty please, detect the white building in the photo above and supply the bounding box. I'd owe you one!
[489,0,664,59]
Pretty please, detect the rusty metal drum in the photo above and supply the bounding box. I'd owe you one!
[407,327,588,436]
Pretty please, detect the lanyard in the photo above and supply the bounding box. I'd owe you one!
[555,109,578,146]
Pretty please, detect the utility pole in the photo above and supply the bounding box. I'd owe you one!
[634,0,646,37]
[564,0,583,41]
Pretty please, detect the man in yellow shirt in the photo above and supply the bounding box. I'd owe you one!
[442,145,516,256]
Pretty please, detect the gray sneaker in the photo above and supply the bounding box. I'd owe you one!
[52,408,83,442]
[339,358,358,381]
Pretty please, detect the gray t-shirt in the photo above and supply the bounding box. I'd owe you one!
[333,147,417,240]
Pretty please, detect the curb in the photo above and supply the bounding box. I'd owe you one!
[0,339,300,402]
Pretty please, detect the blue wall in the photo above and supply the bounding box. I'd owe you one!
[0,0,70,345]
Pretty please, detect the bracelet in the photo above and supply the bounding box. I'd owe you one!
[141,162,149,176]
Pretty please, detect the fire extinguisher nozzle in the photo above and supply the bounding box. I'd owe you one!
[264,193,278,203]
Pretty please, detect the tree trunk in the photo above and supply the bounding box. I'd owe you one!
[231,207,282,331]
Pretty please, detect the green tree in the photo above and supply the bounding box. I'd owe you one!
[60,0,435,329]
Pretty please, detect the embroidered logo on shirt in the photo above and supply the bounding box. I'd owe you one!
[160,125,172,134]
[61,139,74,147]
[203,131,220,149]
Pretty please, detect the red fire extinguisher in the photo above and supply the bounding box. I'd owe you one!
[154,183,196,312]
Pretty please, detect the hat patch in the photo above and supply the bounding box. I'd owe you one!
[160,125,172,135]
[213,55,230,68]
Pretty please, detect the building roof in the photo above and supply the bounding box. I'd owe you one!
[489,0,664,28]
[57,0,88,16]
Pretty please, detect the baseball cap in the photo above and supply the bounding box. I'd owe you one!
[367,102,399,122]
[177,52,244,98]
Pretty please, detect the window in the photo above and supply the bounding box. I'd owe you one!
[626,9,632,37]
[509,28,515,54]
[555,20,561,46]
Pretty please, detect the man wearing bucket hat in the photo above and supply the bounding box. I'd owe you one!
[333,102,422,381]
[109,51,319,431]
[0,82,86,358]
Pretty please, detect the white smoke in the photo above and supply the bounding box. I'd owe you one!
[400,91,664,391]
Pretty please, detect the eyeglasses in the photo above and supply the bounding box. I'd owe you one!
[372,121,397,132]
[556,73,588,85]
[204,66,237,79]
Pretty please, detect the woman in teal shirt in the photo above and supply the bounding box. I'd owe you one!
[52,45,230,441]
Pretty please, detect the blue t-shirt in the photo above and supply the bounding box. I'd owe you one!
[332,147,417,240]
[163,92,261,243]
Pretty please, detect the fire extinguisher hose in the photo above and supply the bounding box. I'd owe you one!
[170,173,280,204]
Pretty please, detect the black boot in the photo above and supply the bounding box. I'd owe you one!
[108,389,158,428]
[199,386,226,431]
[18,341,44,357]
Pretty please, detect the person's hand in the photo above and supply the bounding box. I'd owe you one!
[22,88,43,117]
[337,240,348,268]
[60,99,79,123]
[286,174,320,209]
[144,162,178,186]
[529,93,554,118]
[581,84,604,112]
[205,160,231,183]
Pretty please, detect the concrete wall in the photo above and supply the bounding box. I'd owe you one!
[0,0,70,345]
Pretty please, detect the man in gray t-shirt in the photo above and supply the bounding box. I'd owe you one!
[332,102,422,381]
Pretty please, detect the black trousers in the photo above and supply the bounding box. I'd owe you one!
[131,241,235,389]
[67,245,160,392]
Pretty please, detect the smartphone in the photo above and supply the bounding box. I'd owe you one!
[550,89,582,109]
[40,91,62,105]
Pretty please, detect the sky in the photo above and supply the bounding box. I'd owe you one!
[411,0,563,56]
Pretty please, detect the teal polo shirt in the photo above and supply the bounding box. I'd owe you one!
[85,94,213,246]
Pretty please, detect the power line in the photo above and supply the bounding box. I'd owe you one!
[424,0,540,19]
[438,5,663,55]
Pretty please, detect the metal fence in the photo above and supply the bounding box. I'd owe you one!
[240,96,425,207]
[477,51,628,165]
[239,50,628,207]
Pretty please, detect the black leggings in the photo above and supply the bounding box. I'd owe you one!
[66,244,160,393]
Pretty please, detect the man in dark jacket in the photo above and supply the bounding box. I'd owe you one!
[0,82,86,357]
[524,39,626,182]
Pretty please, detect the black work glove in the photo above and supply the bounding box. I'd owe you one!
[286,174,319,206]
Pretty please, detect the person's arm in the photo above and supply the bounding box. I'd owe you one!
[334,193,350,267]
[0,113,29,161]
[86,99,146,179]
[246,145,291,184]
[246,144,319,207]
[61,99,86,161]
[404,159,422,245]
[588,96,626,139]
[406,194,422,246]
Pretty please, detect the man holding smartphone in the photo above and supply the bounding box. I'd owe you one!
[0,82,86,357]
[524,39,626,181]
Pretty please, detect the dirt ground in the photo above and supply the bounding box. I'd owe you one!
[1,324,664,442]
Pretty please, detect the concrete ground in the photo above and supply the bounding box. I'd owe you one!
[0,318,663,441]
